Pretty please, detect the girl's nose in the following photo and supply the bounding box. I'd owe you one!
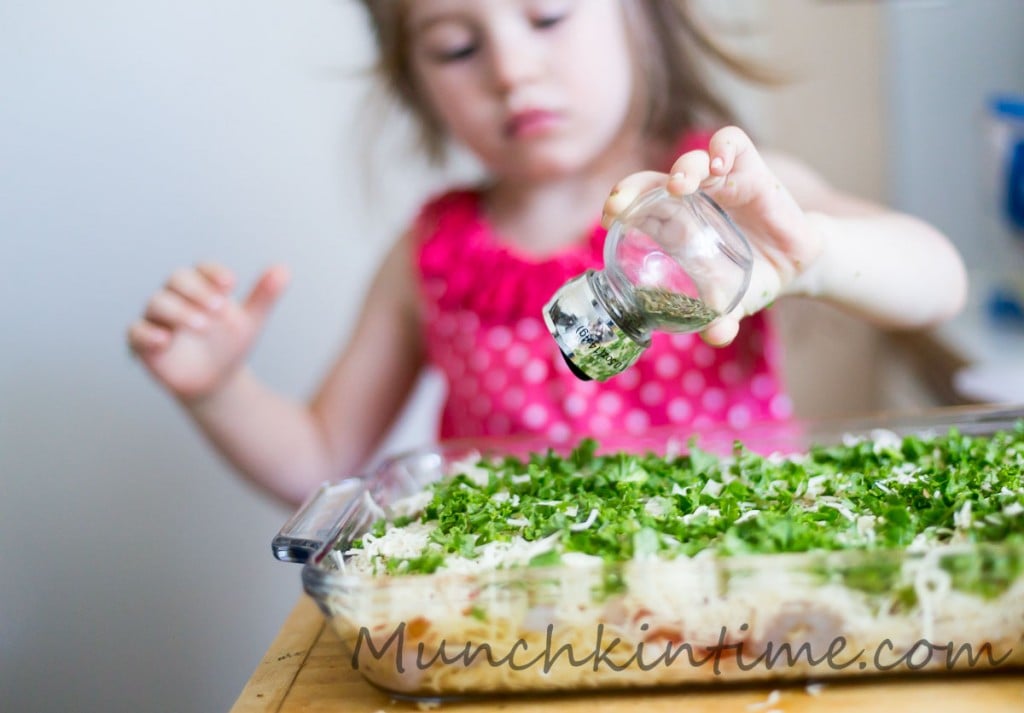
[487,31,544,93]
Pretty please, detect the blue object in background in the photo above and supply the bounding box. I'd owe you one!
[982,95,1024,332]
[987,284,1024,327]
[1009,139,1024,232]
[991,94,1024,234]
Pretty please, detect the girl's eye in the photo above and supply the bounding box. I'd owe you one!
[435,44,478,63]
[531,13,566,30]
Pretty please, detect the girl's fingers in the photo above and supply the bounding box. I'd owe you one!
[166,268,227,311]
[144,290,210,331]
[702,126,771,206]
[602,171,669,228]
[667,150,712,196]
[127,320,171,353]
[707,126,753,176]
[700,311,742,348]
[196,262,236,291]
[242,265,290,323]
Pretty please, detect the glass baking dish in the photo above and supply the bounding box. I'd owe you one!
[274,404,1024,702]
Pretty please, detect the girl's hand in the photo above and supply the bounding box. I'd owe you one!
[127,263,290,403]
[602,126,822,346]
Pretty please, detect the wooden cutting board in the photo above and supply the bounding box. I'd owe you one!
[230,596,1024,713]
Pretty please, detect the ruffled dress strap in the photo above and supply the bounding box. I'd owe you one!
[415,188,606,323]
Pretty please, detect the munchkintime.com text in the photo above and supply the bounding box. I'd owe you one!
[350,622,1013,676]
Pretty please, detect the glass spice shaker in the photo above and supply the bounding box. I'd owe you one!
[543,188,753,381]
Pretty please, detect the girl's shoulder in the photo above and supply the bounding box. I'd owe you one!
[411,187,482,245]
[411,184,602,264]
[409,186,603,322]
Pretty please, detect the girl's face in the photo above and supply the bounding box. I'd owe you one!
[406,0,638,180]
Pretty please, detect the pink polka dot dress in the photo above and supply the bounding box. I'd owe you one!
[414,144,791,443]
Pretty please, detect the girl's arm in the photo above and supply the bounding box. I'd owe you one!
[763,150,968,329]
[603,126,967,345]
[307,232,427,493]
[129,233,424,506]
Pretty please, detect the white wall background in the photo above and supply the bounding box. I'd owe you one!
[3,1,1021,712]
[1,2,449,711]
[884,0,1024,271]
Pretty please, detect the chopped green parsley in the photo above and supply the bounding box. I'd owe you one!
[347,424,1024,595]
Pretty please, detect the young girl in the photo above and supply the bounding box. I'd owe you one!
[126,0,966,506]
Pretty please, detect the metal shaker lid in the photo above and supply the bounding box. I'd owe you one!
[542,272,645,382]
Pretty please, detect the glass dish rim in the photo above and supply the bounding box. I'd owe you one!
[281,403,1024,597]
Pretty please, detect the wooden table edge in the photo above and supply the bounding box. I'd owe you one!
[229,595,325,713]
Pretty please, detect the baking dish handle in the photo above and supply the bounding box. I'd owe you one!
[272,479,366,563]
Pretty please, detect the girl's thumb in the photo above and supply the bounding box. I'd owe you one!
[243,265,291,323]
[700,311,741,348]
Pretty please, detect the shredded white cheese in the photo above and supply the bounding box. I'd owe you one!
[954,501,973,530]
[701,479,724,498]
[569,508,600,532]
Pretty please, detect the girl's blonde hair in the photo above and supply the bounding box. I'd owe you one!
[357,0,769,163]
